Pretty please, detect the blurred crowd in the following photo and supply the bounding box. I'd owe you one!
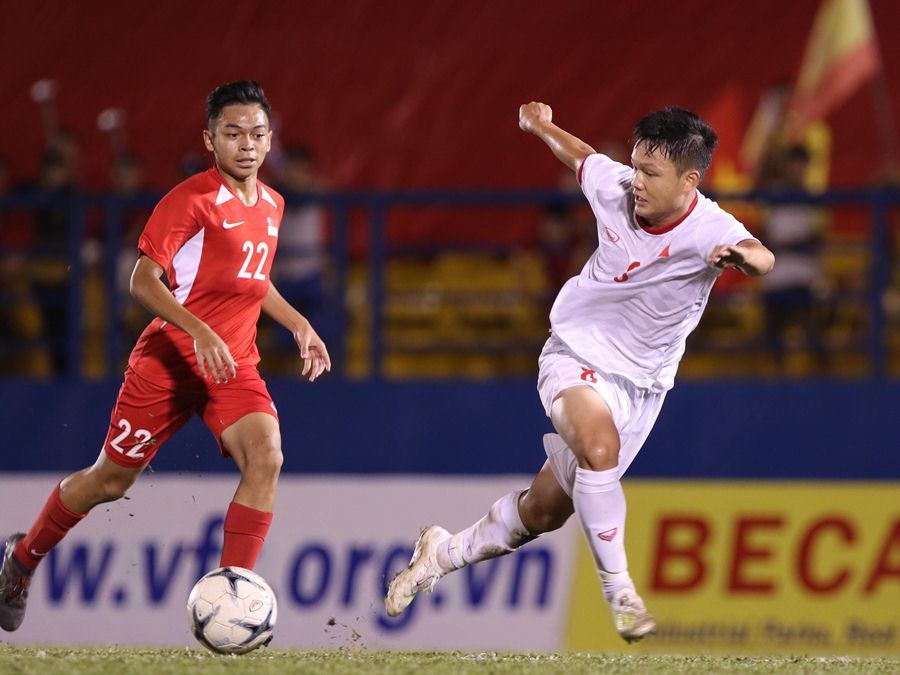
[1,84,898,381]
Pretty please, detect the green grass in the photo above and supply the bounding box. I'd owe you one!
[0,647,898,674]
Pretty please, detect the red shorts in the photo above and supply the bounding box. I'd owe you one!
[103,366,279,468]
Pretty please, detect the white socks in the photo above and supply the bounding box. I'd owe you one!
[431,469,634,602]
[436,489,535,573]
[572,466,633,600]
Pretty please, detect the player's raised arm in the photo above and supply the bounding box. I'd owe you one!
[262,283,331,381]
[518,102,596,173]
[129,255,237,383]
[707,239,775,277]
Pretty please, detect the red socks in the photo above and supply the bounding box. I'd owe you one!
[220,502,273,570]
[12,491,272,572]
[15,484,86,571]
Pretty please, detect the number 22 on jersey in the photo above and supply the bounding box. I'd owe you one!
[237,240,269,280]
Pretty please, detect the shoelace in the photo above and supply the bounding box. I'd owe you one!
[414,560,440,592]
[421,574,440,593]
[616,592,644,612]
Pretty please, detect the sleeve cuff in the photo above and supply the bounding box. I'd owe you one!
[137,245,168,271]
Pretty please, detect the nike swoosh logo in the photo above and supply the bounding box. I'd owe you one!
[597,527,618,542]
[222,219,245,229]
[30,549,47,558]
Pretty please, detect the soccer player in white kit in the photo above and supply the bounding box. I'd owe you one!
[385,102,775,642]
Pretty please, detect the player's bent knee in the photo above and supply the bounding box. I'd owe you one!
[240,443,283,481]
[263,448,284,476]
[578,445,619,471]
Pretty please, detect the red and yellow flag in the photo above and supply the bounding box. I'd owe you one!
[787,0,881,136]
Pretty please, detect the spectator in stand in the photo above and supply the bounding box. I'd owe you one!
[30,144,80,375]
[758,143,829,373]
[536,203,579,304]
[271,145,331,357]
[0,156,26,371]
[0,159,53,377]
[111,152,153,349]
[110,152,149,272]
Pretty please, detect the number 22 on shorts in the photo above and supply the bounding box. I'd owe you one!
[109,418,152,459]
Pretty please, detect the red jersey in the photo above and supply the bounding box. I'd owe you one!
[129,168,284,387]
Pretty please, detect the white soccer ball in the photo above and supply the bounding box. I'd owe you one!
[187,566,277,654]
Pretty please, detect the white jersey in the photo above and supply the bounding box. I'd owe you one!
[549,153,756,393]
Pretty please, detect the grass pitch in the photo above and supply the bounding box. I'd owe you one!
[0,647,897,674]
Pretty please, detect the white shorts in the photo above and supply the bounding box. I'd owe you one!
[536,335,666,493]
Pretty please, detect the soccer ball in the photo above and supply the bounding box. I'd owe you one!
[187,566,277,654]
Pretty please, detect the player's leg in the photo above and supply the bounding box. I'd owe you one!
[1,369,196,632]
[13,450,146,563]
[385,460,573,617]
[551,385,628,580]
[220,412,283,512]
[441,460,573,570]
[209,370,282,572]
[0,453,145,632]
[58,452,147,513]
[550,385,655,642]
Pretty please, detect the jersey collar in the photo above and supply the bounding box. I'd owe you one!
[211,167,264,208]
[636,192,699,235]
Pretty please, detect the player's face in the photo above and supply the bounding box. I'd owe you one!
[203,104,272,182]
[630,142,699,226]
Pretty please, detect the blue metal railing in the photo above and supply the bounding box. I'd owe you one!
[1,187,898,379]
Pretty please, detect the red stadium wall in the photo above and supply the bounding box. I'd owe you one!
[4,0,898,193]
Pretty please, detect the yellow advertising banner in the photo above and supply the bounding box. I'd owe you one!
[566,481,899,655]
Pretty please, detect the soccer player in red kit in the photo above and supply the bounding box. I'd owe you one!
[0,80,330,631]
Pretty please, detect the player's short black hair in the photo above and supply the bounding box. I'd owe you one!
[632,107,718,177]
[206,80,271,125]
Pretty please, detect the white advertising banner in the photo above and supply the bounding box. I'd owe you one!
[0,475,578,650]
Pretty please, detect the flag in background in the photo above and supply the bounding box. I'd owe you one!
[741,83,833,192]
[703,84,752,192]
[787,0,881,137]
[740,84,791,179]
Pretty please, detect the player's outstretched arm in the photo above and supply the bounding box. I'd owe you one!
[519,102,596,173]
[262,283,331,382]
[130,255,237,383]
[707,239,775,277]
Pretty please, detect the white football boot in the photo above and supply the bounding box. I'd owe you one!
[609,586,656,643]
[384,525,451,617]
